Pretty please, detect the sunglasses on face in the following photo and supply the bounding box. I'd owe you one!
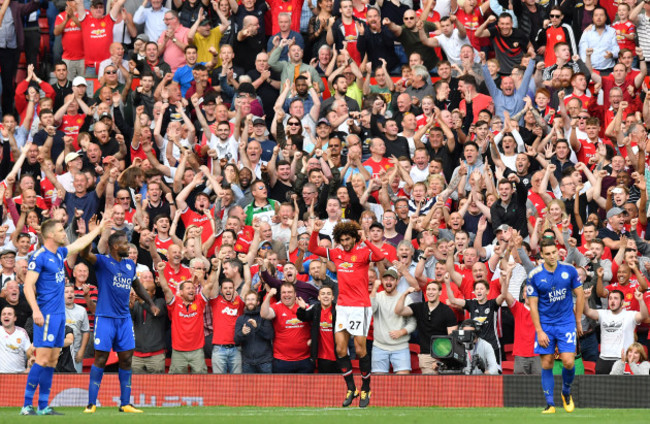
[105,70,117,75]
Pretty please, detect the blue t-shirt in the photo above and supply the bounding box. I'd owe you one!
[28,247,68,315]
[527,262,581,326]
[64,191,100,225]
[95,255,137,318]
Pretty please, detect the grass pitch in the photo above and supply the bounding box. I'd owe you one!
[2,406,648,424]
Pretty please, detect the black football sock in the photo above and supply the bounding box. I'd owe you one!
[337,355,356,391]
[359,354,371,392]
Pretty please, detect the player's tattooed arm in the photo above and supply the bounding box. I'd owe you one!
[132,277,160,316]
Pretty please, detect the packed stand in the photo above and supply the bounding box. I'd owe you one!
[2,0,650,378]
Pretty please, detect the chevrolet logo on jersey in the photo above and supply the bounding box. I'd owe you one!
[340,262,353,269]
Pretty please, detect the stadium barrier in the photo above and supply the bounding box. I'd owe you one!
[1,374,650,408]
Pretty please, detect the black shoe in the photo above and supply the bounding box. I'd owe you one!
[342,390,358,407]
[359,391,371,408]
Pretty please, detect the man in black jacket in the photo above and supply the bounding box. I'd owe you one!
[234,291,274,374]
[490,176,529,239]
[130,272,168,374]
[296,285,338,373]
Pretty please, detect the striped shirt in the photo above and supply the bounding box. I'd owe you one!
[637,14,650,60]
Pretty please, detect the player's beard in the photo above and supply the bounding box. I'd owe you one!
[118,248,130,258]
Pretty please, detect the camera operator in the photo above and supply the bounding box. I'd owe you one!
[459,319,500,375]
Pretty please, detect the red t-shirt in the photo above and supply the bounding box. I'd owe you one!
[457,267,475,300]
[612,20,636,51]
[267,0,304,34]
[542,25,568,67]
[362,157,392,178]
[575,138,599,165]
[270,301,311,361]
[80,13,115,68]
[167,293,207,351]
[601,73,638,106]
[352,5,367,21]
[454,7,484,51]
[564,92,592,109]
[578,244,613,261]
[325,244,376,307]
[317,305,336,361]
[55,12,84,60]
[510,300,536,357]
[39,180,56,210]
[460,94,494,124]
[181,207,214,244]
[155,235,174,259]
[210,295,244,345]
[375,242,398,263]
[59,114,85,149]
[606,281,642,311]
[162,262,193,295]
[130,142,148,162]
[528,190,552,220]
[124,207,136,224]
[342,21,362,64]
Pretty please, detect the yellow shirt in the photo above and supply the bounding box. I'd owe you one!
[194,27,222,67]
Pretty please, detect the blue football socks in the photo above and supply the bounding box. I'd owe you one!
[541,368,555,406]
[562,366,575,396]
[88,365,105,406]
[118,368,132,407]
[24,363,43,407]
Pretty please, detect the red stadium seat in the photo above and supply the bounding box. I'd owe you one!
[501,360,514,375]
[583,361,596,375]
[504,344,514,361]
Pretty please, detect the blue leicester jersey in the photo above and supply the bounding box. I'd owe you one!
[28,247,68,315]
[95,255,137,318]
[527,262,581,326]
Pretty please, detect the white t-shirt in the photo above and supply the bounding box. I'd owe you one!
[208,134,239,163]
[271,223,292,248]
[57,172,75,193]
[0,326,30,373]
[435,29,476,65]
[597,309,639,360]
[410,165,429,183]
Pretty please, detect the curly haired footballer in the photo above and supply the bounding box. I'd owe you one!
[332,221,362,245]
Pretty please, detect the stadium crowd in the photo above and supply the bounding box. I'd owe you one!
[2,0,650,378]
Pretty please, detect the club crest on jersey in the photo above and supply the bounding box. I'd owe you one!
[350,255,357,262]
[126,264,132,271]
[561,272,569,279]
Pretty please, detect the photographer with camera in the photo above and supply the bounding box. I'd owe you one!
[458,319,500,375]
[445,274,508,366]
